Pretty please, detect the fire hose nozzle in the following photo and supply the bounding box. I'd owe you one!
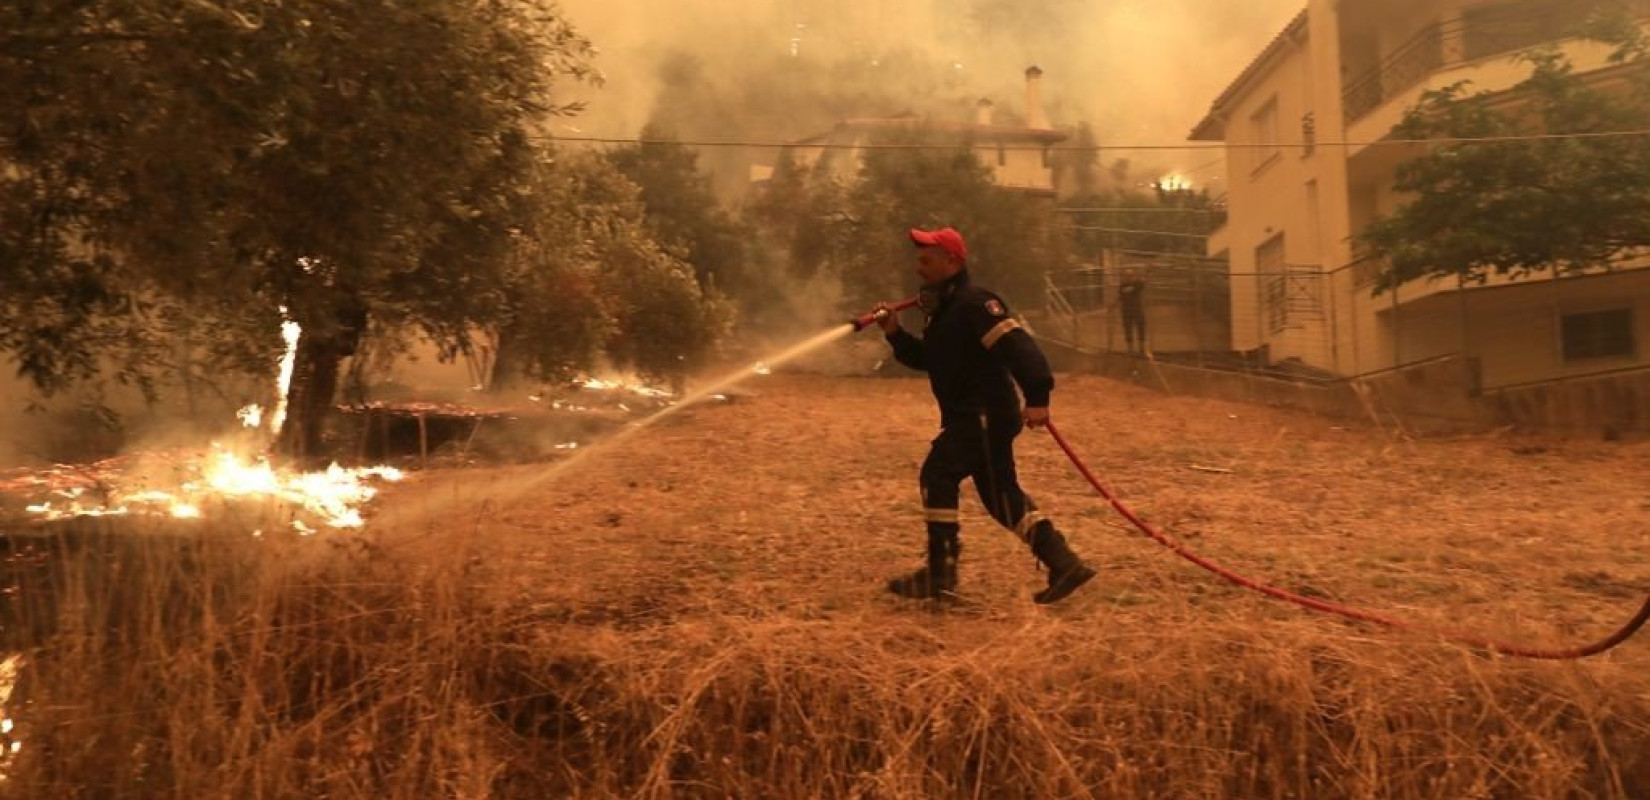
[851,296,919,332]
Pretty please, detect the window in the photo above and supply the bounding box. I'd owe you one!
[1249,97,1280,174]
[1256,234,1288,333]
[1300,111,1316,157]
[997,143,1007,166]
[1561,308,1635,362]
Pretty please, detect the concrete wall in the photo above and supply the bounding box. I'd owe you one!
[1487,368,1650,436]
[1041,335,1650,438]
[1348,353,1489,433]
[1041,337,1370,421]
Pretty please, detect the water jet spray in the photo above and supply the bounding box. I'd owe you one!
[374,297,924,528]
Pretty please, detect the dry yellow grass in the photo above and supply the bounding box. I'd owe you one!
[3,372,1648,798]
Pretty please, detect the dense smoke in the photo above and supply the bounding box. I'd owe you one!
[556,0,1304,189]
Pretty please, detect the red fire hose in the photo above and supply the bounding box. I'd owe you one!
[1043,420,1650,660]
[850,297,920,332]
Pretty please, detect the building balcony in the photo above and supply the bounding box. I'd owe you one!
[1340,0,1649,145]
[1349,250,1650,311]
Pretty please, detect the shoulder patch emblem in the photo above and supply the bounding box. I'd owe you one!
[984,299,1006,317]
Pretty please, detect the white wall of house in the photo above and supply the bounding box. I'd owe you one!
[777,130,1057,194]
[1201,0,1650,383]
[975,141,1056,193]
[1462,269,1650,388]
[1200,15,1339,365]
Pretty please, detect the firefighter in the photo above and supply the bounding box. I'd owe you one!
[874,226,1096,604]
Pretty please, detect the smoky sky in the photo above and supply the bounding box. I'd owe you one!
[554,0,1304,186]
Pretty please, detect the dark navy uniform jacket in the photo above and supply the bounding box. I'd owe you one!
[884,271,1054,429]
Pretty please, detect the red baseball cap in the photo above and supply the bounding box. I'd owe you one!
[909,227,968,263]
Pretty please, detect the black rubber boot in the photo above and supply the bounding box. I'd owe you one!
[888,534,960,599]
[1029,524,1095,604]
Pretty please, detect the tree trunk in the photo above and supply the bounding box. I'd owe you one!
[489,324,529,392]
[274,333,350,465]
[274,293,368,464]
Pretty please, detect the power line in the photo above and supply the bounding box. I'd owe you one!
[1058,206,1224,215]
[544,128,1650,153]
[1176,154,1228,175]
[1059,225,1211,239]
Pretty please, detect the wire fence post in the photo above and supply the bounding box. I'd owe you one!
[1254,272,1264,371]
[1329,266,1343,373]
[1351,267,1363,375]
[1457,272,1471,390]
[1391,280,1401,369]
[1103,248,1116,354]
[1194,263,1205,369]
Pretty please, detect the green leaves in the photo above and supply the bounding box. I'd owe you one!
[1361,45,1650,291]
[489,152,726,389]
[604,130,753,295]
[1,0,596,391]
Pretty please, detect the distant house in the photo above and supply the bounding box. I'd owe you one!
[1190,0,1650,391]
[752,66,1068,198]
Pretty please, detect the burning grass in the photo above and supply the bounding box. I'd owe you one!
[1,373,1648,798]
[2,446,403,532]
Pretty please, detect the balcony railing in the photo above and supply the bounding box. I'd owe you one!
[1262,265,1325,333]
[1341,0,1650,124]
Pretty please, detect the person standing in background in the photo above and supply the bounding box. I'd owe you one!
[1119,269,1147,356]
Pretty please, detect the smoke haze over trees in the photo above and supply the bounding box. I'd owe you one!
[556,0,1303,185]
[3,0,1301,464]
[745,134,1069,314]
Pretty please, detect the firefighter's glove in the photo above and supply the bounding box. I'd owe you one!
[873,302,900,335]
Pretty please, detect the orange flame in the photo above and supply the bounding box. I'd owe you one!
[578,375,674,398]
[267,315,303,437]
[22,449,403,531]
[18,307,403,532]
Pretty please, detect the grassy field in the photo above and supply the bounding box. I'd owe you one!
[3,372,1648,798]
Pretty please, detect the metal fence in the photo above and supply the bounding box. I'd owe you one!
[1038,250,1650,393]
[1041,250,1234,364]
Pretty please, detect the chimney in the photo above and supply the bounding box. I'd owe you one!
[1023,65,1048,129]
[975,97,995,126]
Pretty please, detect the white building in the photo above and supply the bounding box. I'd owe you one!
[1191,0,1650,391]
[754,67,1067,198]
